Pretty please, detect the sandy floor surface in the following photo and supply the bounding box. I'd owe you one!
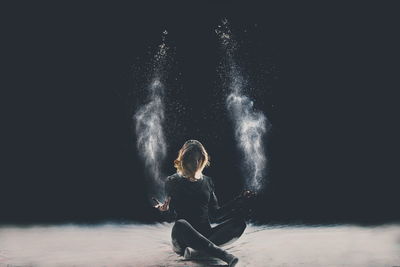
[1,223,399,267]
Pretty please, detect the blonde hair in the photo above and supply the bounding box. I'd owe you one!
[174,140,210,178]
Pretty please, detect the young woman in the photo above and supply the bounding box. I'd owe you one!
[153,140,255,267]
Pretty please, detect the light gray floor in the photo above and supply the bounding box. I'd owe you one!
[1,223,399,267]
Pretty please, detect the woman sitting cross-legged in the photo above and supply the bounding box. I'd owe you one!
[153,139,256,267]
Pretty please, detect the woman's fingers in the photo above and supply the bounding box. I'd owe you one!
[161,197,170,207]
[152,197,171,211]
[152,197,164,209]
[162,198,170,209]
[152,197,162,205]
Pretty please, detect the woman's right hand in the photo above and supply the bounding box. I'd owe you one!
[152,196,171,211]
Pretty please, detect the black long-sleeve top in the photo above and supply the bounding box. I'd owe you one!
[160,173,240,237]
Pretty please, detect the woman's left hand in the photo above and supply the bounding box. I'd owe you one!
[241,190,256,199]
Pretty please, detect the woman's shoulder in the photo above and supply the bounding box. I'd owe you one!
[165,173,181,194]
[202,175,215,190]
[166,173,182,183]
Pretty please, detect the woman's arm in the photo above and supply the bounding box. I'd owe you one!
[208,178,256,223]
[153,196,177,222]
[152,176,177,222]
[209,190,256,223]
[209,191,241,223]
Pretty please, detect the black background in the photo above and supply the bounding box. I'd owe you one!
[2,2,399,225]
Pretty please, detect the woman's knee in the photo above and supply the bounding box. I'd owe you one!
[172,219,191,234]
[232,217,247,235]
[171,220,190,255]
[174,219,190,229]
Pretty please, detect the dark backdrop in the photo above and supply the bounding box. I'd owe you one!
[2,2,399,225]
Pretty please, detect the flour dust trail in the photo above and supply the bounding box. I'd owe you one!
[134,31,169,199]
[216,20,271,192]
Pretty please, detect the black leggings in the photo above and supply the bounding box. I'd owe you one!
[171,217,246,256]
